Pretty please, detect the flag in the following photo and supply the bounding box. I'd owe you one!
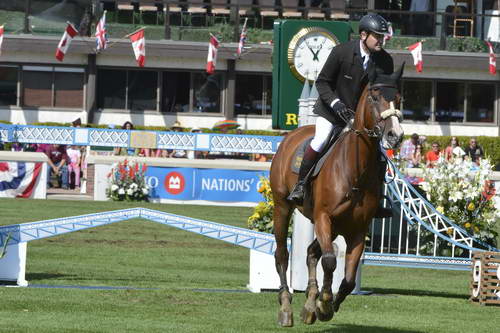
[0,162,43,198]
[55,23,78,62]
[408,41,423,73]
[95,11,108,52]
[129,28,145,67]
[206,34,219,75]
[485,41,496,75]
[237,18,248,57]
[383,23,393,46]
[0,25,4,56]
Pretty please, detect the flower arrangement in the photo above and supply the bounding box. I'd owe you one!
[247,176,293,237]
[419,158,499,250]
[106,159,149,202]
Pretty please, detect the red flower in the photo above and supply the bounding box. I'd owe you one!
[481,180,496,201]
[135,163,139,172]
[129,167,135,179]
[142,164,148,173]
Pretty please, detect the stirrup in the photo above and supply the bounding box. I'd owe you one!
[287,182,305,204]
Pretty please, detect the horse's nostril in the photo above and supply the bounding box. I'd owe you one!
[387,130,395,138]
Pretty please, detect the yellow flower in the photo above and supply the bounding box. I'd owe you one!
[258,185,265,193]
[467,202,475,211]
[446,228,454,235]
[465,222,471,228]
[436,206,444,214]
[473,226,480,233]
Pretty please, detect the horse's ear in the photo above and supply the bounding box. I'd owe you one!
[392,62,405,81]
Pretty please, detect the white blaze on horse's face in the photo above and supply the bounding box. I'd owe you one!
[381,101,404,150]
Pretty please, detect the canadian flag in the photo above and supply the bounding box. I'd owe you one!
[408,41,423,73]
[129,28,145,67]
[206,34,219,75]
[485,41,497,75]
[55,23,78,62]
[0,25,4,56]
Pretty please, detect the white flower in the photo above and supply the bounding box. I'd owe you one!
[130,183,138,189]
[127,188,134,196]
[142,188,149,195]
[449,190,463,203]
[111,184,119,191]
[118,188,125,195]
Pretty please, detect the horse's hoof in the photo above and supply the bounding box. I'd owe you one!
[315,299,334,322]
[278,310,294,327]
[300,306,317,325]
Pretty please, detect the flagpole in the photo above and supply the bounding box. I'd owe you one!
[106,27,147,51]
[236,17,248,59]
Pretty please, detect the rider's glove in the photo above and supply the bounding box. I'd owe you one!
[332,101,355,123]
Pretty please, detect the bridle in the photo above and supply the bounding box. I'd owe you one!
[354,83,403,139]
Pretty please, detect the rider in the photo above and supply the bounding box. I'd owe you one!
[288,13,394,218]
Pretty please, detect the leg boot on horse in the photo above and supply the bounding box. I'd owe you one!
[287,145,318,205]
[373,156,393,218]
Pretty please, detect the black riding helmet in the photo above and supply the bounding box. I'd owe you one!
[359,14,389,35]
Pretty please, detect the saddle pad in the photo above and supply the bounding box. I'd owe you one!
[291,138,313,174]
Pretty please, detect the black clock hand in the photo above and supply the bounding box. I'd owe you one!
[312,44,322,61]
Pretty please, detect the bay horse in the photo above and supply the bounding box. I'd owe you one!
[270,64,405,327]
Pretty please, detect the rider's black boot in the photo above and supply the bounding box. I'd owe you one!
[287,145,319,205]
[374,156,393,219]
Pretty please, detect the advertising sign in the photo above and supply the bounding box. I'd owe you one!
[145,166,269,203]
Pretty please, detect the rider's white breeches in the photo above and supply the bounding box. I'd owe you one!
[310,116,333,152]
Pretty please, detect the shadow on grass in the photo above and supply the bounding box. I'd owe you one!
[319,324,424,333]
[26,272,76,281]
[368,287,467,300]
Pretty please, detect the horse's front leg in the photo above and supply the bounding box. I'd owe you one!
[333,232,365,313]
[300,238,322,325]
[273,198,294,327]
[314,212,337,322]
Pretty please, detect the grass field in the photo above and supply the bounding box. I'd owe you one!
[0,198,499,333]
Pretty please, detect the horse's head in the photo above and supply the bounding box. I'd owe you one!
[363,63,405,149]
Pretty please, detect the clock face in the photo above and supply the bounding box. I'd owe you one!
[288,27,340,82]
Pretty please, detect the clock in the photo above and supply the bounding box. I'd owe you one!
[287,27,340,82]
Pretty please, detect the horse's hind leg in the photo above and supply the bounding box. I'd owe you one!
[300,238,322,325]
[273,198,294,327]
[333,233,365,313]
[314,212,337,322]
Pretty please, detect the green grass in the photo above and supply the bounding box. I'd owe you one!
[0,198,499,332]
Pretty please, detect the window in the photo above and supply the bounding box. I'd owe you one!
[97,69,126,109]
[23,70,52,107]
[466,83,495,123]
[234,74,272,116]
[161,71,190,112]
[54,72,84,108]
[22,66,84,108]
[0,66,18,106]
[192,72,222,113]
[402,80,431,121]
[436,81,465,122]
[128,71,157,110]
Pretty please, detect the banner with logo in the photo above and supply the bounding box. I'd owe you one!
[145,167,269,203]
[0,162,43,198]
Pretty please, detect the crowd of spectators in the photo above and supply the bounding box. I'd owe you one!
[395,132,484,168]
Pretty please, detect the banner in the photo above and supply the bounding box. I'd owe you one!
[0,162,42,198]
[145,167,269,203]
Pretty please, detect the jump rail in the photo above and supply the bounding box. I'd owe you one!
[0,208,287,255]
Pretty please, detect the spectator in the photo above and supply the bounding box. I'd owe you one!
[253,153,267,162]
[66,145,81,189]
[464,137,484,165]
[444,136,465,161]
[114,121,138,156]
[187,127,204,159]
[169,121,186,158]
[44,144,69,189]
[426,142,442,168]
[72,118,82,127]
[400,133,419,164]
[409,144,423,168]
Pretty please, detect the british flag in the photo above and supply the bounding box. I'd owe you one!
[236,18,248,57]
[95,11,108,52]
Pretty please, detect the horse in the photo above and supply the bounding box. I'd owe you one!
[270,63,405,327]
